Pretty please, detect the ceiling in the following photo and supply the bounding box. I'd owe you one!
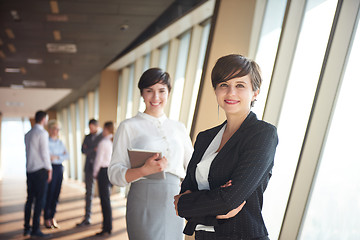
[0,0,205,118]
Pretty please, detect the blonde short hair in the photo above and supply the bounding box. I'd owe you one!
[48,119,61,130]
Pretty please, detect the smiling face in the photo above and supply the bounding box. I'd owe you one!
[215,75,259,117]
[49,125,60,138]
[142,83,169,117]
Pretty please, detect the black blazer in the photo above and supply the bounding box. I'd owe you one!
[81,132,103,168]
[178,112,278,239]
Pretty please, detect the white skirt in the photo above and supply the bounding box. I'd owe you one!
[126,173,184,240]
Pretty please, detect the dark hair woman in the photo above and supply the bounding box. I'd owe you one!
[174,54,278,240]
[108,68,193,240]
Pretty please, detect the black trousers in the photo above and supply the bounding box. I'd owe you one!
[195,231,270,240]
[24,168,48,233]
[97,167,112,232]
[44,164,63,220]
[84,161,94,221]
[195,231,217,240]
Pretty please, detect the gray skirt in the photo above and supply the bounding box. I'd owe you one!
[126,173,184,240]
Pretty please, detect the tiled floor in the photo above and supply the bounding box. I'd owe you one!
[0,177,128,240]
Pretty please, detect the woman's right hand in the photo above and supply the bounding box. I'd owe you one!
[140,153,167,176]
[216,179,246,219]
[216,201,246,219]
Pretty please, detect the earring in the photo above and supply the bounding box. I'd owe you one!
[217,105,220,120]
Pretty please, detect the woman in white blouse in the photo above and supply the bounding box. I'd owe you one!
[93,121,114,236]
[108,68,193,240]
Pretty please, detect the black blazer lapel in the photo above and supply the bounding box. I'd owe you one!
[209,112,258,184]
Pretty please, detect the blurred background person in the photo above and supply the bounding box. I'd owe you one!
[93,121,114,236]
[108,68,193,240]
[44,120,69,229]
[24,110,52,237]
[77,119,103,227]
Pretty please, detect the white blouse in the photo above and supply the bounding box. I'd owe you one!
[195,124,226,232]
[108,112,193,187]
[93,134,113,177]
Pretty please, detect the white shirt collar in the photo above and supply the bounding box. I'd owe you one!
[34,123,44,130]
[104,134,113,140]
[137,112,167,124]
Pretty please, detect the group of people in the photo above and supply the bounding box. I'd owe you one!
[24,54,279,240]
[76,119,114,236]
[24,112,114,237]
[24,112,68,237]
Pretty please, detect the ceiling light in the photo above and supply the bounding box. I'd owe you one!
[0,50,5,59]
[5,28,15,39]
[50,1,59,14]
[46,14,68,22]
[10,84,24,89]
[10,10,21,21]
[120,24,129,31]
[8,43,16,53]
[53,30,61,41]
[46,43,77,53]
[20,67,27,74]
[62,73,69,80]
[5,67,21,73]
[27,58,43,64]
[6,101,24,107]
[23,80,46,87]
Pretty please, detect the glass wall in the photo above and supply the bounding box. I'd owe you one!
[126,64,135,119]
[0,117,31,179]
[256,0,341,238]
[253,0,287,117]
[299,12,360,239]
[169,31,191,121]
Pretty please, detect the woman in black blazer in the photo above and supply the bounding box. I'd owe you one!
[174,54,278,240]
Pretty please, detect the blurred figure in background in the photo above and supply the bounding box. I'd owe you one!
[44,120,69,229]
[93,121,114,236]
[77,119,103,227]
[24,110,52,237]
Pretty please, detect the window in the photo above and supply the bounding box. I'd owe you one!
[169,31,191,120]
[126,64,135,119]
[253,0,287,117]
[262,0,338,238]
[299,12,360,239]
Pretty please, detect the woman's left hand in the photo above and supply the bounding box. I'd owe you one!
[174,190,192,216]
[216,201,246,219]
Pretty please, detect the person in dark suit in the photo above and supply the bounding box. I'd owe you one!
[77,119,103,226]
[174,54,278,240]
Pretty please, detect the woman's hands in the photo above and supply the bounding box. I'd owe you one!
[174,190,192,216]
[174,180,246,219]
[125,153,167,183]
[216,180,246,219]
[140,153,167,176]
[216,201,246,219]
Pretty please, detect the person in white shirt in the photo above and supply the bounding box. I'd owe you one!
[108,68,193,240]
[93,121,114,236]
[24,110,52,237]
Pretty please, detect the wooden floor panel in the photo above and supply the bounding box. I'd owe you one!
[0,177,128,240]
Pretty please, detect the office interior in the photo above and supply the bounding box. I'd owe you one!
[0,0,359,239]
